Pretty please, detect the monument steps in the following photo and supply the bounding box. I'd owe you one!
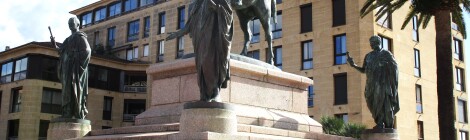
[83,123,354,140]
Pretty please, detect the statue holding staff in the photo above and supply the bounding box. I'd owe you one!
[50,17,91,119]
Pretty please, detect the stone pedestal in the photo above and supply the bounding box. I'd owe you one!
[179,101,237,138]
[361,128,399,140]
[47,118,91,140]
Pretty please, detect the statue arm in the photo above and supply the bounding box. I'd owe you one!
[347,52,366,73]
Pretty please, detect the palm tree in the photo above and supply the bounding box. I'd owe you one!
[360,0,469,139]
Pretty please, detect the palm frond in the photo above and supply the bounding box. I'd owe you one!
[452,9,468,38]
[422,14,433,28]
[401,9,418,29]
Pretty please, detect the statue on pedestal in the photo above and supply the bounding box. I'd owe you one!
[50,17,91,119]
[167,0,233,102]
[347,35,399,129]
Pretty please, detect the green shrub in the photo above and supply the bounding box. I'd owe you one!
[343,123,366,138]
[319,116,366,138]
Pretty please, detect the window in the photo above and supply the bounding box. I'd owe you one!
[157,40,165,62]
[102,126,112,129]
[332,0,346,26]
[123,99,146,122]
[379,35,392,52]
[276,0,282,4]
[334,34,347,65]
[81,12,92,26]
[127,20,140,42]
[414,49,421,77]
[158,12,166,34]
[144,16,150,38]
[140,0,154,7]
[454,38,463,61]
[271,11,282,39]
[417,121,424,140]
[103,96,113,120]
[38,120,50,140]
[134,47,139,59]
[308,83,314,107]
[178,7,185,29]
[41,88,62,114]
[143,44,149,57]
[88,66,109,89]
[416,85,423,113]
[456,67,465,91]
[124,0,138,12]
[109,2,121,17]
[458,99,468,123]
[302,41,313,70]
[249,19,260,43]
[1,62,13,83]
[412,16,419,42]
[10,88,21,113]
[377,7,392,29]
[300,4,312,33]
[335,113,348,123]
[107,27,116,47]
[41,57,59,82]
[460,131,469,140]
[177,37,184,58]
[273,46,282,69]
[127,49,133,60]
[13,57,27,81]
[334,74,347,105]
[94,31,100,46]
[94,7,107,22]
[7,119,19,140]
[247,50,260,60]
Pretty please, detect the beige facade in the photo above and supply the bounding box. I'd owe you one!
[57,0,469,140]
[0,42,148,140]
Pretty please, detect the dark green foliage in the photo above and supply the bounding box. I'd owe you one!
[320,116,366,138]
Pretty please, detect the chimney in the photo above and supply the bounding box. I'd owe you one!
[5,46,10,51]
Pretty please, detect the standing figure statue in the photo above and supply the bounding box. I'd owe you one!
[50,17,91,119]
[347,35,399,129]
[233,0,277,65]
[167,0,233,102]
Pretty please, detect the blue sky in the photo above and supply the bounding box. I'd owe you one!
[0,0,469,90]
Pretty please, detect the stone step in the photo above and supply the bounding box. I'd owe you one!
[89,123,179,136]
[74,131,179,140]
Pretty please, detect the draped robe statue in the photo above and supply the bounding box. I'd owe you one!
[347,36,399,129]
[50,17,91,119]
[167,0,233,102]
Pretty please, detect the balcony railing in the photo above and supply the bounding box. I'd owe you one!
[123,114,139,122]
[123,85,146,93]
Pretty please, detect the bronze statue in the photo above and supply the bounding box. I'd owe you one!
[347,35,399,129]
[167,0,233,102]
[50,17,91,119]
[234,0,277,65]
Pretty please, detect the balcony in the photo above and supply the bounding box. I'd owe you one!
[123,85,146,93]
[123,114,139,122]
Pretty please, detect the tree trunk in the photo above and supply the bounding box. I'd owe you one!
[435,9,456,140]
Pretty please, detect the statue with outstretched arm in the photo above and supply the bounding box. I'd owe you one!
[167,0,233,102]
[347,36,400,129]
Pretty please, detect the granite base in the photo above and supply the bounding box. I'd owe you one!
[47,118,91,140]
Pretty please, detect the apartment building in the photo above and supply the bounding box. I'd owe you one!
[0,42,149,139]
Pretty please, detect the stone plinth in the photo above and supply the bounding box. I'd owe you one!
[179,101,237,139]
[47,118,91,140]
[361,129,399,140]
[137,55,321,132]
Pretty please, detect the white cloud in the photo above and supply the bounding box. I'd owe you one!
[0,0,97,51]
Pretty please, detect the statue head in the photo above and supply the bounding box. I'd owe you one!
[369,35,381,51]
[68,17,80,32]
